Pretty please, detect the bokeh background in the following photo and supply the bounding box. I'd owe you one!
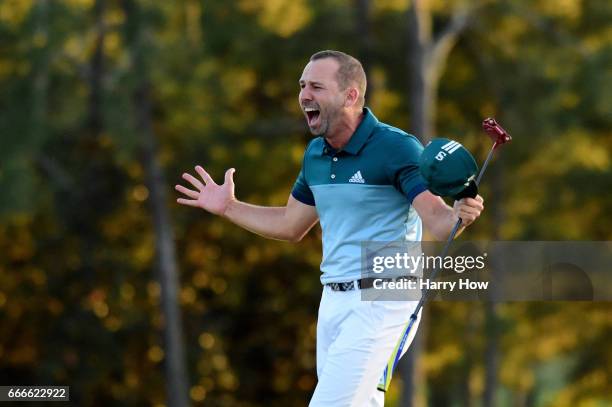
[0,0,611,406]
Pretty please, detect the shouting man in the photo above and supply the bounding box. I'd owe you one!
[176,50,484,406]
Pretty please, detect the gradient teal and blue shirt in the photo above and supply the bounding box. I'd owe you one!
[292,108,427,284]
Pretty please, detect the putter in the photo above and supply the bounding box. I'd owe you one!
[377,118,512,392]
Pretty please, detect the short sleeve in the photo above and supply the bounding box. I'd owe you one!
[385,134,427,203]
[291,168,315,206]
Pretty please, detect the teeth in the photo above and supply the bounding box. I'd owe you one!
[304,107,318,112]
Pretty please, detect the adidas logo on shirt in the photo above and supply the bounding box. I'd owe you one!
[349,171,365,184]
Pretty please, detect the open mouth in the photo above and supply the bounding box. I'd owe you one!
[304,107,320,127]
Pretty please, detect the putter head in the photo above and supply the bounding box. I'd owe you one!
[483,118,512,147]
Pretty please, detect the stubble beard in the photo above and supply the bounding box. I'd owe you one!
[310,105,341,137]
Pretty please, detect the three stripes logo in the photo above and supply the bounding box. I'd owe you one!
[348,170,365,184]
[435,140,462,161]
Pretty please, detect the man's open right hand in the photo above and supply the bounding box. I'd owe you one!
[175,166,236,216]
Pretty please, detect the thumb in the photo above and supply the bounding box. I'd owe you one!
[224,168,235,185]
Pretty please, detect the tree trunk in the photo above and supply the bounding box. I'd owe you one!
[403,1,475,404]
[399,309,426,407]
[483,158,505,407]
[137,81,191,407]
[354,0,373,103]
[30,0,49,143]
[122,1,191,406]
[87,0,105,138]
[407,0,433,144]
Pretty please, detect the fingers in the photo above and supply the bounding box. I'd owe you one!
[182,172,205,191]
[224,168,235,185]
[176,198,200,207]
[455,195,484,226]
[195,165,214,185]
[457,209,480,224]
[175,184,199,199]
[460,196,484,211]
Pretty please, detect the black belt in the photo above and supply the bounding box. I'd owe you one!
[327,276,419,291]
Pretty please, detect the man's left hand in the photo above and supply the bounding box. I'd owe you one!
[453,195,484,227]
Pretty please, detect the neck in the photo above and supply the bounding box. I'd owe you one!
[325,109,364,150]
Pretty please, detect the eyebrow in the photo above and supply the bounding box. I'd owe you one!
[299,80,325,86]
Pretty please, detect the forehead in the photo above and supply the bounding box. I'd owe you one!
[300,58,339,85]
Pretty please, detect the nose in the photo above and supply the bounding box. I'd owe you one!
[299,87,312,105]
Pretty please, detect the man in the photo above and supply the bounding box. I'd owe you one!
[176,50,484,406]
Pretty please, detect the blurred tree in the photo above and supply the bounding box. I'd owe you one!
[122,0,190,405]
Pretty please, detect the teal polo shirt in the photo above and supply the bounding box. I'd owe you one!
[292,108,427,284]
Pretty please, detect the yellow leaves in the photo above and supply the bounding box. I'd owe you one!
[104,316,122,331]
[8,344,37,365]
[88,289,109,318]
[189,385,207,402]
[120,283,135,302]
[583,27,612,54]
[64,0,94,9]
[61,36,90,67]
[199,332,215,349]
[124,371,139,388]
[297,374,315,391]
[147,345,164,362]
[210,145,229,162]
[180,286,197,304]
[369,67,402,122]
[553,370,609,407]
[239,0,312,37]
[147,281,161,299]
[373,0,410,13]
[536,0,582,21]
[520,131,610,178]
[211,354,228,370]
[32,32,47,48]
[487,15,529,58]
[134,235,155,265]
[242,139,262,159]
[183,0,202,45]
[291,144,305,164]
[0,0,33,29]
[193,270,209,288]
[221,67,257,108]
[210,277,227,294]
[6,226,34,261]
[560,91,580,109]
[423,343,462,375]
[244,245,261,263]
[103,32,123,58]
[218,371,238,390]
[132,185,149,202]
[535,330,578,359]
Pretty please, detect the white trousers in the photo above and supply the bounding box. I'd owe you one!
[309,285,422,407]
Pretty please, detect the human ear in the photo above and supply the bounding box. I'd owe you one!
[344,87,359,107]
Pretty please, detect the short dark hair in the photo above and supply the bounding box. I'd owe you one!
[310,50,366,107]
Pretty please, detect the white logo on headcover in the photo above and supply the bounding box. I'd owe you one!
[435,140,463,161]
[349,171,365,184]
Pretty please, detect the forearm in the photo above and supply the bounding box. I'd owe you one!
[223,199,301,242]
[429,203,465,241]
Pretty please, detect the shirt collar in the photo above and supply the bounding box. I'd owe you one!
[321,108,378,156]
